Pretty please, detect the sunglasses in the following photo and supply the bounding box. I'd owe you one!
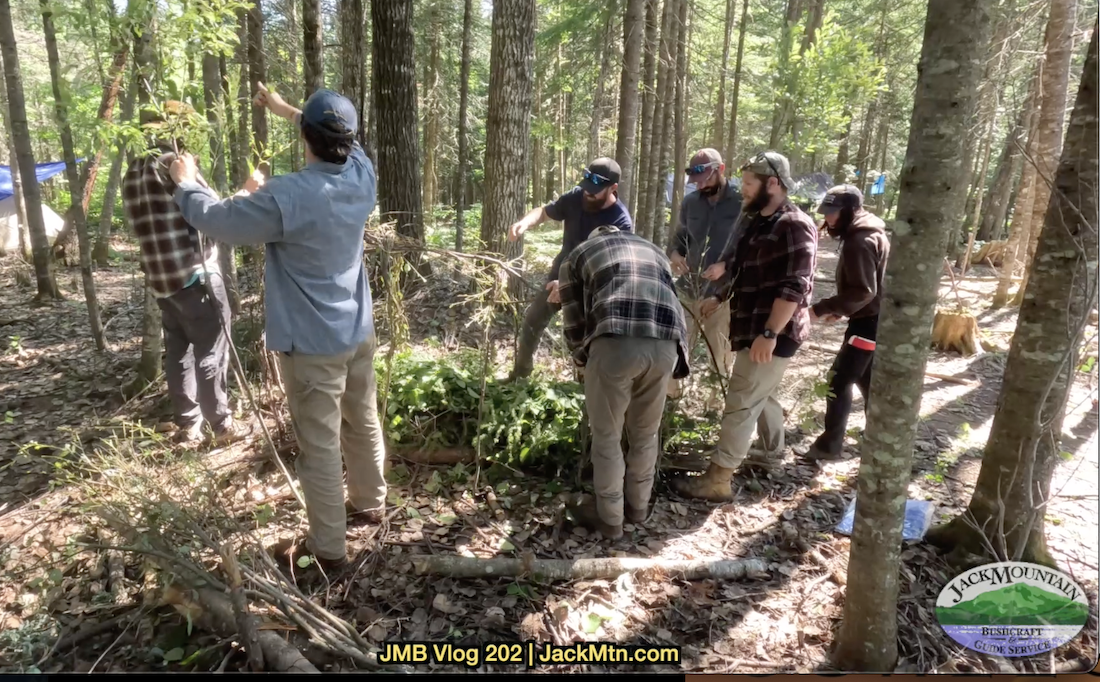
[685,161,720,176]
[583,169,614,187]
[740,153,785,186]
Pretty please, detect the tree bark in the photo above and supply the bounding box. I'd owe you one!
[454,0,474,252]
[711,0,734,150]
[303,0,323,98]
[421,1,443,212]
[927,23,1097,570]
[372,0,424,244]
[286,0,299,170]
[833,107,852,181]
[0,0,58,300]
[1013,0,1077,305]
[767,0,803,150]
[94,75,135,267]
[247,2,268,167]
[614,0,644,213]
[412,555,768,581]
[669,0,689,245]
[723,0,747,171]
[41,0,104,346]
[0,52,28,261]
[478,0,535,273]
[633,0,659,223]
[233,12,250,187]
[587,1,617,161]
[641,0,675,243]
[339,0,366,144]
[203,52,239,316]
[831,0,992,670]
[531,65,544,208]
[956,117,996,274]
[650,0,680,246]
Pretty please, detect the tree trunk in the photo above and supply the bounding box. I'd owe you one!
[614,0,644,213]
[711,0,734,150]
[286,0,299,170]
[649,0,679,246]
[833,107,852,181]
[853,99,876,188]
[531,65,543,208]
[478,0,535,269]
[0,52,28,262]
[454,0,474,251]
[788,0,825,155]
[42,0,104,345]
[955,117,996,274]
[633,0,659,223]
[587,1,617,161]
[767,0,802,150]
[668,0,689,246]
[831,0,992,670]
[555,41,565,198]
[94,76,134,266]
[372,0,424,244]
[248,2,268,166]
[0,0,58,300]
[303,0,323,98]
[642,0,674,242]
[421,2,442,213]
[1013,0,1077,305]
[203,53,239,315]
[975,67,1038,244]
[339,0,366,145]
[135,276,162,390]
[927,24,1097,570]
[233,12,250,187]
[723,0,747,170]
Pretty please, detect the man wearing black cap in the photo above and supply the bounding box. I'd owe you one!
[667,148,743,398]
[671,151,817,501]
[801,184,890,461]
[170,83,387,576]
[505,157,634,381]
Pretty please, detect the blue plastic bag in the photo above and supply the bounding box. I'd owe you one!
[835,496,935,542]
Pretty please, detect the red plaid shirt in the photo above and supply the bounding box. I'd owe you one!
[122,147,216,298]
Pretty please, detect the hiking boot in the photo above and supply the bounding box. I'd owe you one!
[670,462,736,501]
[346,501,385,525]
[209,420,251,447]
[742,449,781,474]
[172,421,204,445]
[270,536,349,576]
[625,503,648,524]
[567,499,623,540]
[798,441,845,462]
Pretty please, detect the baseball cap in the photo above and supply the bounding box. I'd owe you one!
[301,88,358,139]
[816,184,864,214]
[740,150,795,190]
[579,158,621,194]
[140,100,196,130]
[685,148,724,182]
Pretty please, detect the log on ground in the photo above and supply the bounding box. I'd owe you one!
[411,555,769,581]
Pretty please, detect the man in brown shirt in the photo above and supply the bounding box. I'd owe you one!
[671,151,818,502]
[801,185,890,461]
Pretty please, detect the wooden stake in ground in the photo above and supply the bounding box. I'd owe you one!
[931,309,983,356]
[411,555,769,581]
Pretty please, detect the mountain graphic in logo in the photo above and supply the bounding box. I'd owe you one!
[936,582,1091,626]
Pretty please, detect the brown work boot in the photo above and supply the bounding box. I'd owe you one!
[670,462,736,501]
[625,503,648,524]
[209,420,251,447]
[346,501,385,525]
[270,536,349,577]
[567,498,623,540]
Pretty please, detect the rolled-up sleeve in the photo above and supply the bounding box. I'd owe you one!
[774,216,817,303]
[174,181,285,245]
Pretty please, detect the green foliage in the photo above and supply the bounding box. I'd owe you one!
[376,350,585,469]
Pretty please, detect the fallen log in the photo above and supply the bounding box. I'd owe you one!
[411,555,769,581]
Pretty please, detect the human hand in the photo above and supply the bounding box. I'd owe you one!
[508,219,528,242]
[253,81,293,120]
[750,334,777,363]
[242,169,265,194]
[670,252,688,276]
[170,152,199,185]
[703,261,726,282]
[546,280,561,304]
[699,297,720,318]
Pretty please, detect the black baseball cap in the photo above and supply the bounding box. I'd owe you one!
[816,184,864,214]
[579,158,621,194]
[300,88,358,139]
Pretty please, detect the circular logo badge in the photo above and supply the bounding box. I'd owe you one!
[936,561,1091,657]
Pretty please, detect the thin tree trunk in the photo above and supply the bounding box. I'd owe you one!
[0,53,28,262]
[303,0,323,97]
[649,0,679,246]
[531,66,543,208]
[555,40,565,197]
[993,114,1040,308]
[247,2,268,167]
[372,0,424,245]
[833,107,852,181]
[723,0,747,170]
[831,0,992,670]
[0,0,58,299]
[233,12,250,186]
[339,0,366,145]
[711,0,734,150]
[422,2,442,212]
[587,1,616,161]
[975,67,1038,244]
[41,0,104,347]
[853,100,876,190]
[669,0,689,246]
[956,118,995,274]
[1013,0,1077,305]
[634,0,659,222]
[788,0,825,154]
[643,0,673,242]
[768,0,802,150]
[927,23,1097,569]
[203,52,239,315]
[286,0,299,170]
[95,75,136,266]
[614,0,644,213]
[454,0,473,251]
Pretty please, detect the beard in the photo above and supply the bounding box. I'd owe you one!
[582,192,605,212]
[743,185,774,214]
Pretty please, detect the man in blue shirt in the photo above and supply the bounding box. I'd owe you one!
[169,83,385,575]
[505,158,634,381]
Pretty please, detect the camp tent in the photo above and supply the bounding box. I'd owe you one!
[0,161,75,256]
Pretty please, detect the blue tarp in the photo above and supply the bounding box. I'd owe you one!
[870,173,886,196]
[0,159,84,202]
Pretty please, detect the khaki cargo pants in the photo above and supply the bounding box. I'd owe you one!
[713,349,791,469]
[668,297,732,397]
[279,335,387,562]
[585,336,678,527]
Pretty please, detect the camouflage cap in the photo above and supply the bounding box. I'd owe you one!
[816,184,864,214]
[739,150,795,191]
[139,100,197,130]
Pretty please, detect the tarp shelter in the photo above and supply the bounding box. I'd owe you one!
[0,161,74,255]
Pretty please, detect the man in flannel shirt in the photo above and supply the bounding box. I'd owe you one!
[558,225,690,540]
[121,101,248,447]
[671,151,818,502]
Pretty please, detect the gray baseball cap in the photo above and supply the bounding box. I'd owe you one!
[739,150,795,190]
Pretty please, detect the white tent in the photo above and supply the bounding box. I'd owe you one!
[0,195,65,256]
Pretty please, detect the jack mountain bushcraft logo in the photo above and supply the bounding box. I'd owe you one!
[936,561,1091,657]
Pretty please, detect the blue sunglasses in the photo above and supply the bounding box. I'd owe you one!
[583,169,613,186]
[686,161,721,176]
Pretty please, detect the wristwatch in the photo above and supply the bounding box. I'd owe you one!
[762,329,777,340]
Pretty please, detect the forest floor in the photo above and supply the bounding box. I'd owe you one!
[0,226,1097,673]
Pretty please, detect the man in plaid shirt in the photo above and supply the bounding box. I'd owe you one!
[122,101,248,447]
[558,225,689,539]
[671,151,818,501]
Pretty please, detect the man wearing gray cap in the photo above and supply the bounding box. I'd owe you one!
[668,148,743,398]
[801,184,889,461]
[672,151,817,501]
[170,83,386,575]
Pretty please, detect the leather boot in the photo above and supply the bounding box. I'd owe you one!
[670,462,736,501]
[568,499,624,540]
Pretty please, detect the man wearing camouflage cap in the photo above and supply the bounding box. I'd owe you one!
[800,184,889,461]
[671,151,818,501]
